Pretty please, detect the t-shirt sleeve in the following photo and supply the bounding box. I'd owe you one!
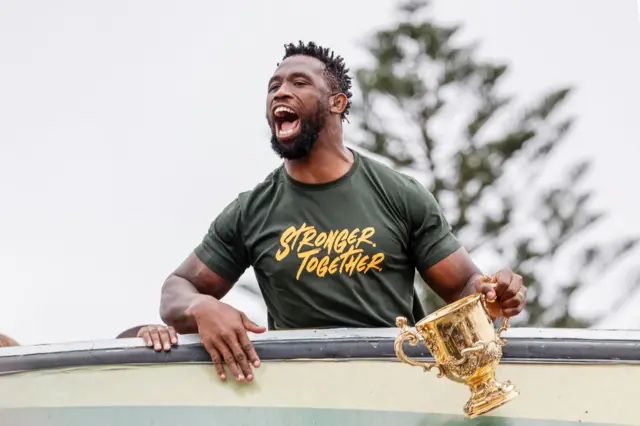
[194,198,250,284]
[405,178,462,271]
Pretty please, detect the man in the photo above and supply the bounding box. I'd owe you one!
[159,41,527,383]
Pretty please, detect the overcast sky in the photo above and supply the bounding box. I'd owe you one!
[1,0,639,345]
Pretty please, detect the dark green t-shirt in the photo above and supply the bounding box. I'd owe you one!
[194,150,461,330]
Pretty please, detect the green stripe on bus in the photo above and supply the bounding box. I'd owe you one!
[0,406,617,426]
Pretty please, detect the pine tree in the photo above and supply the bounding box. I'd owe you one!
[350,0,639,327]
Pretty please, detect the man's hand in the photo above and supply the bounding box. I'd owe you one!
[188,297,266,383]
[473,269,527,319]
[138,325,178,352]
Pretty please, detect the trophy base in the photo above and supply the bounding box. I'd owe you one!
[464,377,519,419]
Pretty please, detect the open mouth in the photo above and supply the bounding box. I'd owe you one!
[273,106,301,141]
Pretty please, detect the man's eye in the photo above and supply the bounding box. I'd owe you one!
[269,85,280,92]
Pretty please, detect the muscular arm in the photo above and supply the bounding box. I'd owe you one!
[160,253,234,334]
[420,247,482,304]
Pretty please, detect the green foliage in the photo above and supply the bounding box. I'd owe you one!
[351,0,639,327]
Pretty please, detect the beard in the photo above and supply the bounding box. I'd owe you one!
[269,101,328,160]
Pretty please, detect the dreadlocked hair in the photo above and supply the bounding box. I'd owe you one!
[282,41,353,121]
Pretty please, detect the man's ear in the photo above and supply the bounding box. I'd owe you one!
[330,93,348,115]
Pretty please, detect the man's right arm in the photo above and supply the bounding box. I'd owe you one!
[159,197,267,382]
[160,252,233,334]
[161,197,249,334]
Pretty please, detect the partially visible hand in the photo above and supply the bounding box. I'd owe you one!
[138,324,178,352]
[188,297,266,383]
[474,269,527,319]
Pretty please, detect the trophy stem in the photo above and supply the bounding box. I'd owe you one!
[463,372,519,418]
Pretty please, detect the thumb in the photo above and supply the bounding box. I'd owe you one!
[242,313,266,334]
[476,275,497,301]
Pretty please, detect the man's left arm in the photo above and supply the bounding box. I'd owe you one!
[405,178,527,318]
[420,248,526,318]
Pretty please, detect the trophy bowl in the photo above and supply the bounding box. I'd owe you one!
[394,284,519,418]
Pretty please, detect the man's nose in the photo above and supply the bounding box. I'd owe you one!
[273,82,293,100]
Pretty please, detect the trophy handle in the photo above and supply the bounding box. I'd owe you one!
[394,317,444,377]
[480,275,510,345]
[495,317,510,345]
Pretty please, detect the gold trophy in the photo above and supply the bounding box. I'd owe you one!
[394,277,519,418]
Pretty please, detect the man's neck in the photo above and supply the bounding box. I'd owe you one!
[284,132,354,185]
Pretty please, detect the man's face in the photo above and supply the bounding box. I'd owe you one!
[266,55,331,160]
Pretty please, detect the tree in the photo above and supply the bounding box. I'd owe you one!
[350,0,639,327]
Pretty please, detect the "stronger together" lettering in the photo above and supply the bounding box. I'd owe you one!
[275,223,385,280]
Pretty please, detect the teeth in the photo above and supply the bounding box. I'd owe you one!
[274,106,296,117]
[278,128,296,136]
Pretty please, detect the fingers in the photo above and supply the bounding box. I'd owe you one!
[216,338,244,382]
[156,326,174,351]
[221,331,255,381]
[499,296,522,309]
[206,331,257,383]
[149,328,163,351]
[193,304,263,383]
[493,270,512,301]
[490,269,526,318]
[502,286,527,318]
[477,270,527,319]
[241,314,267,334]
[238,327,261,368]
[497,271,522,303]
[503,307,522,317]
[140,327,154,348]
[138,325,178,352]
[168,326,178,345]
[475,275,497,301]
[204,342,226,381]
